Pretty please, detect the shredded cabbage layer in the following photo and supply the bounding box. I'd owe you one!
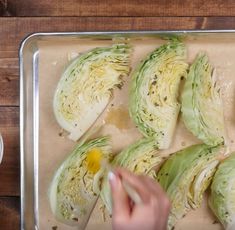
[129,41,188,149]
[157,144,224,230]
[101,137,163,214]
[209,153,235,229]
[182,53,226,146]
[49,137,112,226]
[54,44,131,141]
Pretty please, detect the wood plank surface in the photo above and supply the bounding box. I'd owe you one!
[1,17,235,54]
[0,15,235,192]
[1,17,235,106]
[0,58,19,106]
[0,0,10,16]
[3,0,235,17]
[0,107,19,196]
[0,6,235,228]
[0,197,20,229]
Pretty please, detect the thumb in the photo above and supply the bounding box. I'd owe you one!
[108,171,130,219]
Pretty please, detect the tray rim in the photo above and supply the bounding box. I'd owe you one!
[19,29,235,58]
[19,30,235,230]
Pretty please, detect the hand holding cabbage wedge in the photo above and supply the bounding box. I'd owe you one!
[54,44,131,141]
[181,53,226,146]
[129,41,188,149]
[48,137,112,228]
[209,153,235,230]
[157,144,225,230]
[100,137,163,214]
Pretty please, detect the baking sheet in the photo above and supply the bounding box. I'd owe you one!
[37,34,235,230]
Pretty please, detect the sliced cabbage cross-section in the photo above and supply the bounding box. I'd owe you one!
[54,44,132,141]
[181,53,226,146]
[157,144,224,230]
[48,136,112,227]
[101,137,163,214]
[209,153,235,230]
[129,41,188,149]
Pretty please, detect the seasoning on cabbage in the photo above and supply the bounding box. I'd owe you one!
[48,136,112,227]
[101,137,163,214]
[181,53,226,146]
[157,144,224,230]
[54,44,132,141]
[129,41,188,149]
[209,153,235,230]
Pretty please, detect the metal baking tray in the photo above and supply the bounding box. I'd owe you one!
[20,31,235,230]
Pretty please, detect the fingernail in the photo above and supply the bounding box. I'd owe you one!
[108,171,118,187]
[108,171,116,181]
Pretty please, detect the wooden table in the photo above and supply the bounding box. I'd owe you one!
[1,1,235,229]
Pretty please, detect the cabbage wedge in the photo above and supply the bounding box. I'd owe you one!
[54,44,131,141]
[101,137,162,214]
[48,137,112,227]
[157,144,224,230]
[209,153,235,230]
[129,41,188,149]
[181,53,226,146]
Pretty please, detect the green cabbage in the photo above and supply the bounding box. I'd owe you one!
[48,137,112,227]
[54,44,131,141]
[157,144,224,230]
[181,53,226,146]
[100,137,163,214]
[129,41,188,149]
[209,153,235,230]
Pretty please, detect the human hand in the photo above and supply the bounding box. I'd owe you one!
[108,168,170,230]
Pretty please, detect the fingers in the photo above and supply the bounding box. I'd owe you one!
[115,168,170,209]
[135,173,171,225]
[115,168,151,203]
[110,168,171,230]
[134,173,171,215]
[138,175,167,198]
[108,171,130,219]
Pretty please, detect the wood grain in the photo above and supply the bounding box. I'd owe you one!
[0,0,11,16]
[1,17,235,55]
[0,14,234,228]
[0,107,19,196]
[4,0,235,17]
[1,16,235,106]
[0,197,20,229]
[0,16,234,56]
[0,58,19,106]
[0,16,234,190]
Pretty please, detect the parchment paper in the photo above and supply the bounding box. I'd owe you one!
[38,35,235,230]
